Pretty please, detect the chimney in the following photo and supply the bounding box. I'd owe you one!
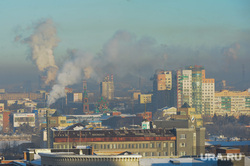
[111,74,113,81]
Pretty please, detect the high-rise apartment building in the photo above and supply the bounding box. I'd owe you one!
[176,70,192,108]
[176,66,215,115]
[100,74,114,100]
[202,70,215,115]
[153,71,175,110]
[189,65,203,114]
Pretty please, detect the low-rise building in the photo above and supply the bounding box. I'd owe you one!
[47,127,205,157]
[214,90,250,117]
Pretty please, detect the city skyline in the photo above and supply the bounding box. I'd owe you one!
[0,0,250,90]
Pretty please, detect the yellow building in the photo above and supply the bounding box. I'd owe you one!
[214,89,250,117]
[41,116,74,129]
[172,103,203,128]
[132,91,141,101]
[0,103,4,112]
[138,94,152,104]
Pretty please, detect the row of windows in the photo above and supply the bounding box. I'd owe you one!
[139,151,174,157]
[98,142,174,149]
[55,142,175,150]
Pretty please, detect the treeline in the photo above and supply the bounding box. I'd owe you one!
[204,114,250,139]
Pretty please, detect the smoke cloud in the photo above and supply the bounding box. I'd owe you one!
[47,30,168,106]
[223,43,240,60]
[17,18,59,85]
[47,51,96,106]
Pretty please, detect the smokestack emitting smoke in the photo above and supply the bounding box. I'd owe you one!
[17,19,59,85]
[47,30,168,106]
[47,51,95,106]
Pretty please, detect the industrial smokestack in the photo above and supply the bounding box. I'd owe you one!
[47,30,168,106]
[111,74,113,81]
[47,51,95,106]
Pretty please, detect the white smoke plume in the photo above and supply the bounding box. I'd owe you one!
[47,51,95,106]
[223,43,240,60]
[47,30,168,106]
[17,18,59,85]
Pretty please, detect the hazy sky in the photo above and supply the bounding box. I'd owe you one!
[0,0,250,90]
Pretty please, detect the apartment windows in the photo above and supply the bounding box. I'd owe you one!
[170,142,174,148]
[180,151,186,156]
[180,134,186,139]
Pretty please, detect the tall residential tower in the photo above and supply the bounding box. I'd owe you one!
[100,74,114,100]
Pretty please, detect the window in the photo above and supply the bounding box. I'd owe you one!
[157,143,161,148]
[180,151,186,156]
[180,143,186,147]
[170,142,174,148]
[180,134,186,139]
[163,142,167,148]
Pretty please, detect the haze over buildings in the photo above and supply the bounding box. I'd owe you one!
[0,0,249,93]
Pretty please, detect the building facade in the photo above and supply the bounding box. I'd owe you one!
[51,129,176,157]
[214,89,250,116]
[153,71,175,110]
[49,128,205,157]
[100,74,114,100]
[202,70,215,115]
[138,94,152,104]
[176,66,215,115]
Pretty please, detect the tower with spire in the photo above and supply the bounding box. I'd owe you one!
[83,85,89,114]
